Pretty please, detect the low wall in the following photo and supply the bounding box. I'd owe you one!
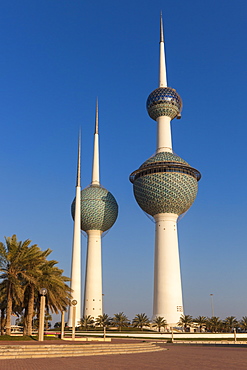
[63,331,247,340]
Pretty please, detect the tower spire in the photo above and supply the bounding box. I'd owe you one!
[159,13,167,87]
[76,131,81,187]
[91,99,100,186]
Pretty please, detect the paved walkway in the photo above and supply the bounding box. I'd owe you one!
[0,342,247,369]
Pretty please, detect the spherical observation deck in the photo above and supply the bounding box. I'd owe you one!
[71,185,118,232]
[146,87,182,120]
[130,152,201,217]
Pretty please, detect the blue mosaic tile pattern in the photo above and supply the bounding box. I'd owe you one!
[146,87,182,120]
[71,185,118,232]
[133,172,198,216]
[141,152,189,167]
[132,152,198,216]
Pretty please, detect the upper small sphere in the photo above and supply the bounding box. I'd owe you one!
[146,87,182,120]
[71,185,118,232]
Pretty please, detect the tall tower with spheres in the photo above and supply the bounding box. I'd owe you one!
[72,101,118,320]
[130,15,201,326]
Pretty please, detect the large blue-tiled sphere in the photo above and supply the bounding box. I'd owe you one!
[71,185,118,232]
[146,87,182,120]
[130,152,199,217]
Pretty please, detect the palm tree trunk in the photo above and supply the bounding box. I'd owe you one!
[26,285,35,336]
[23,309,27,335]
[0,309,5,335]
[6,286,12,336]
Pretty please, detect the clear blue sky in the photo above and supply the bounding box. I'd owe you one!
[1,0,247,323]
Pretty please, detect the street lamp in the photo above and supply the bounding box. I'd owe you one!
[210,294,214,317]
[71,300,77,341]
[38,288,47,341]
[61,310,65,340]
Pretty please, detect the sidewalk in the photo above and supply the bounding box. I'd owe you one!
[1,343,247,369]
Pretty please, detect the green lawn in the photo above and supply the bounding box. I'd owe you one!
[0,335,61,341]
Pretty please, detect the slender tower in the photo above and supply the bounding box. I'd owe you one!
[130,16,201,326]
[72,101,118,319]
[68,135,82,326]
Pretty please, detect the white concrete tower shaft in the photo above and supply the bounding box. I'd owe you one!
[153,213,183,325]
[153,16,184,326]
[157,15,172,154]
[68,134,82,326]
[83,229,103,318]
[83,101,103,319]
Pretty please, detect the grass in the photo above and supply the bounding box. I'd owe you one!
[0,335,33,341]
[0,335,61,341]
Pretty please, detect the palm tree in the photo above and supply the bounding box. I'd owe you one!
[95,314,112,329]
[0,235,71,336]
[207,316,222,333]
[54,322,62,329]
[79,315,94,331]
[112,312,129,332]
[152,316,167,332]
[0,235,44,335]
[44,312,52,330]
[223,316,238,332]
[178,314,193,332]
[22,246,52,335]
[194,316,207,332]
[132,313,150,331]
[38,260,72,314]
[240,316,247,332]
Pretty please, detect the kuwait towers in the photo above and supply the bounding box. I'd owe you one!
[130,16,201,326]
[70,101,118,321]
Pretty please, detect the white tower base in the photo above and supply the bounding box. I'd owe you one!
[84,230,103,319]
[153,213,183,327]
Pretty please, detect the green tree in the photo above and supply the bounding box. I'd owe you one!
[79,315,95,331]
[15,315,24,327]
[223,316,238,332]
[38,260,71,315]
[112,312,129,332]
[207,316,222,333]
[194,316,207,332]
[177,314,193,332]
[22,247,52,335]
[0,235,71,336]
[152,316,167,332]
[0,235,43,335]
[132,313,150,331]
[44,312,52,330]
[240,316,247,332]
[95,314,112,329]
[54,322,61,329]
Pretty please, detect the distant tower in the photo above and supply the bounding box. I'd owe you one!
[72,101,118,319]
[130,15,201,326]
[68,135,82,326]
